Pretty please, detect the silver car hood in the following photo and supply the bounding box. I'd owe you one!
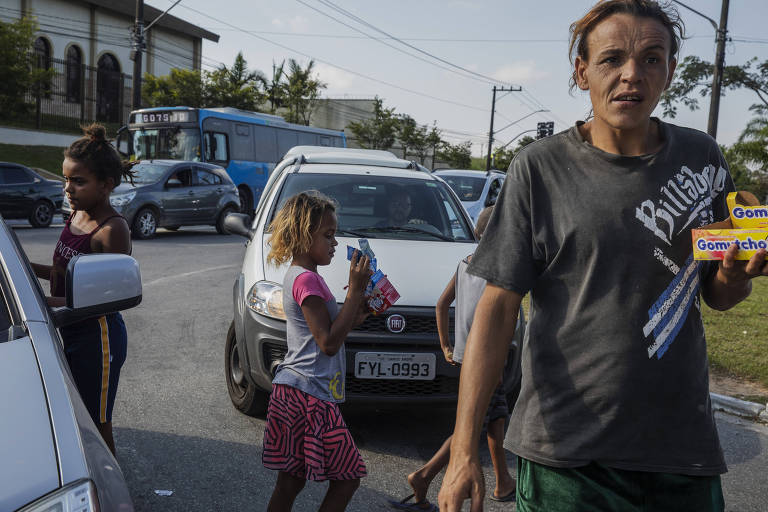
[263,237,476,307]
[0,337,59,512]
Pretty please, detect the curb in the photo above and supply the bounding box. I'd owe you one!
[710,392,768,420]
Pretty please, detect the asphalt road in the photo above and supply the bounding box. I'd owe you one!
[13,220,768,512]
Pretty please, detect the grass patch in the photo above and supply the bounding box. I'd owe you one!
[703,278,768,389]
[0,143,65,176]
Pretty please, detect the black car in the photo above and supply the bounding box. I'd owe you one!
[0,162,64,228]
[63,160,241,239]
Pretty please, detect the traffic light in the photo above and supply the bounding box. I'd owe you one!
[537,121,554,139]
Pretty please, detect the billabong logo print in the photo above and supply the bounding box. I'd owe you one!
[635,164,728,246]
[635,164,727,359]
[329,371,344,400]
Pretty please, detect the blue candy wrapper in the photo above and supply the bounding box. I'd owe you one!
[347,244,377,271]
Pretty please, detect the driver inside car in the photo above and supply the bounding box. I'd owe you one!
[377,188,426,227]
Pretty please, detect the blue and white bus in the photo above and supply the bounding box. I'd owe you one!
[116,106,346,214]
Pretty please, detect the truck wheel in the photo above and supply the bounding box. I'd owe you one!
[225,321,268,417]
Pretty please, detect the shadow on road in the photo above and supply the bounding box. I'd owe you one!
[115,426,413,512]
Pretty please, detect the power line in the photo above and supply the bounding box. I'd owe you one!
[312,0,518,88]
[179,4,489,112]
[294,0,493,86]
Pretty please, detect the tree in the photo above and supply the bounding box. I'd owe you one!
[283,59,325,125]
[396,114,418,159]
[265,60,286,114]
[661,56,768,118]
[0,17,52,119]
[347,97,399,150]
[206,52,265,111]
[142,68,205,108]
[725,119,768,201]
[425,124,444,168]
[492,135,535,171]
[437,141,473,169]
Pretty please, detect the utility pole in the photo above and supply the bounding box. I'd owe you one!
[672,0,730,139]
[708,0,730,139]
[131,0,145,112]
[130,0,182,112]
[486,85,521,171]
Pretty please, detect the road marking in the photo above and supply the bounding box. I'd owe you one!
[143,264,239,287]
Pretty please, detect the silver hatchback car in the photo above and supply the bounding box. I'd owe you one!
[0,218,141,511]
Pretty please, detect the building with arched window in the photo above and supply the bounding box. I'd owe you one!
[2,0,219,128]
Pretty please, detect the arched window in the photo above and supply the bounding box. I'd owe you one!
[34,37,51,69]
[96,53,121,122]
[66,46,83,103]
[34,37,52,98]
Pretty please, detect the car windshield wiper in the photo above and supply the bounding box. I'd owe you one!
[362,226,454,241]
[336,228,372,238]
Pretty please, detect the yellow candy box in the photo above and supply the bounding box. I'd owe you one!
[692,191,768,261]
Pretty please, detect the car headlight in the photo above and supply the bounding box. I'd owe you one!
[247,281,285,320]
[18,479,98,512]
[110,191,136,207]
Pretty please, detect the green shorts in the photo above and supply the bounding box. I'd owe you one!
[516,457,724,512]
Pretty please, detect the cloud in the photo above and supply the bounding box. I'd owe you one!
[314,63,357,91]
[270,16,308,32]
[491,62,550,85]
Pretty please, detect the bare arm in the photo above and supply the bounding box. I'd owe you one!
[31,262,52,280]
[702,244,766,311]
[92,218,132,255]
[302,253,371,356]
[436,272,457,364]
[439,283,522,511]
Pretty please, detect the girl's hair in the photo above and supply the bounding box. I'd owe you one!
[475,206,494,239]
[64,123,137,186]
[267,191,337,265]
[568,0,684,91]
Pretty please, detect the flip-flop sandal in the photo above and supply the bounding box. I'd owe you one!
[488,489,516,502]
[387,493,438,511]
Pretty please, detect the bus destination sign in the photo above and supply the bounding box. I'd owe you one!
[132,111,197,124]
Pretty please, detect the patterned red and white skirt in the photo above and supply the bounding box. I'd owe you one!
[262,383,367,481]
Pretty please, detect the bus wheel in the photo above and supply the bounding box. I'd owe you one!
[238,186,253,218]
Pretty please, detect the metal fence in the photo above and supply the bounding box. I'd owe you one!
[6,55,134,134]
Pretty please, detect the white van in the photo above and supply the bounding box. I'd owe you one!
[223,147,523,415]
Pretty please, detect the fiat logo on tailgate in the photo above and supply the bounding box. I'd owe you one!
[386,314,406,333]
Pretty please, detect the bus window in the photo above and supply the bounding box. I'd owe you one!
[231,124,254,161]
[253,124,278,162]
[277,129,298,158]
[297,132,317,146]
[319,136,330,147]
[204,132,229,163]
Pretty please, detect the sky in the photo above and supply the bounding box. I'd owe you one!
[153,0,768,156]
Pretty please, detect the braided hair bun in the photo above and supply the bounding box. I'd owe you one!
[65,123,136,186]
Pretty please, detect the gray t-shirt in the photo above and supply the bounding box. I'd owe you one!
[469,120,733,475]
[273,265,345,403]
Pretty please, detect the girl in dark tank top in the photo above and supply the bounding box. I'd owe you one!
[31,123,137,456]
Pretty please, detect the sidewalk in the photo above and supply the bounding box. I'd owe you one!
[0,126,78,147]
[711,393,768,422]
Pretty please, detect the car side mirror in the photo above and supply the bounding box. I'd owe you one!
[223,212,254,239]
[51,254,142,327]
[166,178,182,188]
[484,194,497,207]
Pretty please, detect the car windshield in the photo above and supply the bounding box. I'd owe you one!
[438,175,486,202]
[271,173,475,242]
[130,162,174,184]
[130,127,201,161]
